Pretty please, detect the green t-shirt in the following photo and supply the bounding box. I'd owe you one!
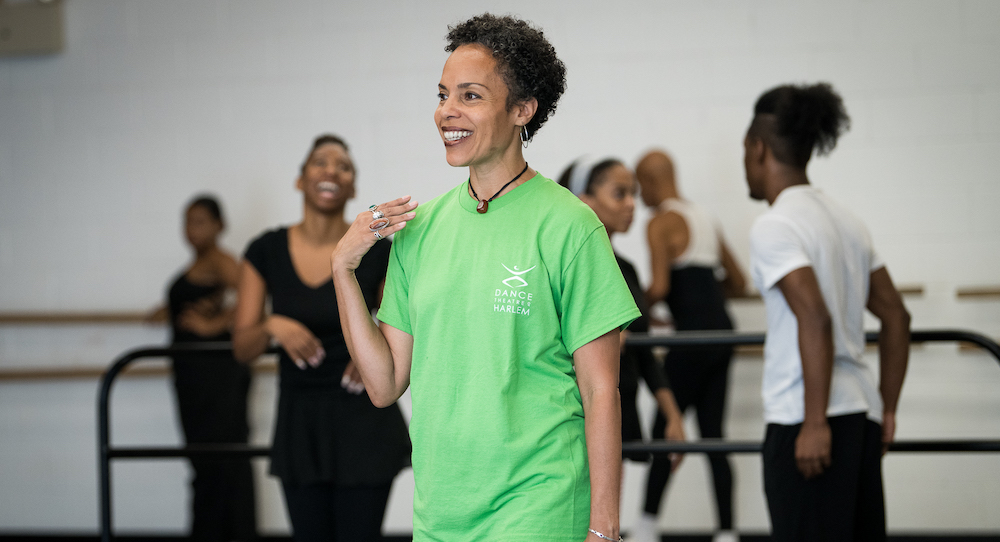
[378,173,640,541]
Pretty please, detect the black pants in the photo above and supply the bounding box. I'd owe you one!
[644,346,734,530]
[763,412,886,542]
[282,482,392,542]
[173,355,256,542]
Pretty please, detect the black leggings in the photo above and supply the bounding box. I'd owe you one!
[173,355,256,542]
[281,482,392,542]
[643,346,734,530]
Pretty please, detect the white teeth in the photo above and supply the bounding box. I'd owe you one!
[317,181,339,193]
[443,130,472,142]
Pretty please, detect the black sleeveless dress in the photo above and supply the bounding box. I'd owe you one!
[168,274,256,541]
[243,227,410,488]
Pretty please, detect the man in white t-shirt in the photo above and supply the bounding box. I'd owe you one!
[743,83,911,541]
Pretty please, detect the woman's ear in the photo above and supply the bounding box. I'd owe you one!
[514,97,539,130]
[295,176,303,191]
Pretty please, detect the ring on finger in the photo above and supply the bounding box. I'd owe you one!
[368,217,390,232]
[368,204,378,211]
[371,209,384,220]
[374,230,384,240]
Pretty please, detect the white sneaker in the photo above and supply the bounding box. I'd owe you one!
[625,513,659,542]
[713,530,739,542]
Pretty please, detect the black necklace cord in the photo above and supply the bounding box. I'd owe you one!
[469,162,529,214]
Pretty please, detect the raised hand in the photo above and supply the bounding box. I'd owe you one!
[331,196,418,273]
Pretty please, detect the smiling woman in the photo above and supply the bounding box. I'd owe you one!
[231,134,410,542]
[331,13,641,542]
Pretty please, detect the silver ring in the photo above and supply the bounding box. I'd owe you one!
[368,218,390,232]
[374,230,384,240]
[368,204,378,211]
[371,209,384,220]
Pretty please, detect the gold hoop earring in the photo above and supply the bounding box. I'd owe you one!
[520,125,529,148]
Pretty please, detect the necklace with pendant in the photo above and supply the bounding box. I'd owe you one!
[469,162,529,214]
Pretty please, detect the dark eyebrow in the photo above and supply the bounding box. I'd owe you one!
[438,82,489,93]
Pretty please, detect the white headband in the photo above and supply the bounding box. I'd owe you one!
[568,155,603,196]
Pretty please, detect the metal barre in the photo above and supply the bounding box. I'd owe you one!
[98,330,1000,541]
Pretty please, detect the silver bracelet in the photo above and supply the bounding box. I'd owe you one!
[588,528,623,542]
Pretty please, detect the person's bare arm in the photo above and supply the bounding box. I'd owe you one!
[575,330,623,542]
[232,261,271,362]
[145,305,169,323]
[653,388,686,470]
[231,260,324,367]
[175,250,243,337]
[331,196,417,407]
[776,266,834,480]
[866,267,910,454]
[177,303,231,337]
[215,250,242,289]
[645,212,686,306]
[717,237,748,298]
[332,263,414,407]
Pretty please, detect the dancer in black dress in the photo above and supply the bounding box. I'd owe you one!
[233,135,410,542]
[160,195,256,542]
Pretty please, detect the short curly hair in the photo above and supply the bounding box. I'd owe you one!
[445,13,567,141]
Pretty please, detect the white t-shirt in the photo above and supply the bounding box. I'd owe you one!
[749,185,885,425]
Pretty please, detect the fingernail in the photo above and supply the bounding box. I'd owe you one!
[308,355,321,367]
[341,375,351,388]
[317,347,326,360]
[295,359,307,370]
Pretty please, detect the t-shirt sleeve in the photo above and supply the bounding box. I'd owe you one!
[375,233,411,335]
[560,227,641,354]
[864,228,885,272]
[750,215,812,291]
[870,249,884,272]
[243,232,271,281]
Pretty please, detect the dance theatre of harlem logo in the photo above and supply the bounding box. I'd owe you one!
[494,263,534,316]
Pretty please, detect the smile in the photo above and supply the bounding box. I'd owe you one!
[317,181,340,195]
[443,130,472,142]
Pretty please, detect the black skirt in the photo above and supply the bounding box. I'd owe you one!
[269,355,411,488]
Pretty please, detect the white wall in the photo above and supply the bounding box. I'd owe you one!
[2,0,999,536]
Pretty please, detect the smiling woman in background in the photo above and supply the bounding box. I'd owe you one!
[331,14,639,542]
[232,135,410,542]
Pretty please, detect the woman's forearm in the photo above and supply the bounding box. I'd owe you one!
[582,386,622,539]
[232,319,271,363]
[332,267,409,407]
[654,388,683,426]
[233,260,272,363]
[203,308,234,337]
[575,331,623,540]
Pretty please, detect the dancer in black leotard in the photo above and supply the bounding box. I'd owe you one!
[633,150,747,542]
[159,195,255,542]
